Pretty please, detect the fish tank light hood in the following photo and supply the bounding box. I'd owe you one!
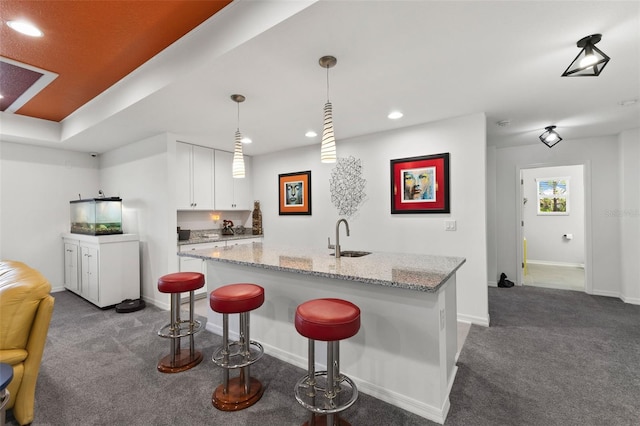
[70,197,123,235]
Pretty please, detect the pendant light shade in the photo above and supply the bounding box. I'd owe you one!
[319,56,337,163]
[231,94,245,179]
[562,34,610,77]
[321,101,336,163]
[539,126,562,148]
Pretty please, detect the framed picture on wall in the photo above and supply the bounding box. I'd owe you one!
[390,153,450,214]
[279,170,312,215]
[536,177,569,215]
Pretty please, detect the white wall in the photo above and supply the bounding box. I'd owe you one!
[619,128,640,304]
[253,113,489,325]
[491,135,621,298]
[0,141,99,289]
[522,165,584,265]
[99,134,174,308]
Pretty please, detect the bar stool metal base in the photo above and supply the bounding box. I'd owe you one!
[157,289,203,374]
[212,375,264,411]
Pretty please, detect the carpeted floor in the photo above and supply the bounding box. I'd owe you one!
[7,286,640,425]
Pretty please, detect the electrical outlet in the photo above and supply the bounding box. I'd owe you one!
[444,220,457,231]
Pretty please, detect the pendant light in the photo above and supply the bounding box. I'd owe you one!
[319,55,337,163]
[231,94,245,178]
[561,34,610,77]
[539,126,562,148]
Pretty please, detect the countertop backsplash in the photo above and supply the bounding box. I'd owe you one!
[177,210,252,235]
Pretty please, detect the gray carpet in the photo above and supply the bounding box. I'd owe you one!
[6,286,640,425]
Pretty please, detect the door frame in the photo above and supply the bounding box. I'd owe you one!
[515,161,593,294]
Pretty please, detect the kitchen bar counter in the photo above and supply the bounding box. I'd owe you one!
[178,242,464,292]
[180,242,465,424]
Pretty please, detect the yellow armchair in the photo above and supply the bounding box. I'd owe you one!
[0,260,55,425]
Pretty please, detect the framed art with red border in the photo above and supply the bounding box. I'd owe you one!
[279,170,311,215]
[390,153,450,214]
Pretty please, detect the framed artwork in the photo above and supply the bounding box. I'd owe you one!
[390,153,450,214]
[536,177,569,215]
[279,170,312,215]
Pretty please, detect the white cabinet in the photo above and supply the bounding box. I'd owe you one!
[63,242,80,293]
[62,233,140,308]
[226,237,262,246]
[177,142,215,210]
[214,150,253,210]
[178,241,226,299]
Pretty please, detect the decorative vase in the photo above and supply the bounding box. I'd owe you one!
[252,201,263,235]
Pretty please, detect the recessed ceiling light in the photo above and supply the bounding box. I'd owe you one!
[241,137,252,144]
[7,20,43,37]
[388,111,403,120]
[305,131,318,138]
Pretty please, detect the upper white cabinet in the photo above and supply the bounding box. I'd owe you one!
[214,150,253,210]
[176,142,214,210]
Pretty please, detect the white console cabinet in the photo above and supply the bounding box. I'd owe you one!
[63,233,140,308]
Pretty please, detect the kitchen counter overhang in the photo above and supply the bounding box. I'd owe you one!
[177,242,465,293]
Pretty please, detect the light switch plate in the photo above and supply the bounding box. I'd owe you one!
[445,220,457,231]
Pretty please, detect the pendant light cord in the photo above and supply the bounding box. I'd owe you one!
[326,66,331,102]
[236,102,240,132]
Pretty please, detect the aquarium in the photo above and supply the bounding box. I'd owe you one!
[70,197,123,235]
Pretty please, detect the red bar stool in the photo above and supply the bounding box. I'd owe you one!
[294,298,361,426]
[210,283,265,411]
[156,272,205,373]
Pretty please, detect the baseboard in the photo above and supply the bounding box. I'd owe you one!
[488,280,497,287]
[590,289,620,299]
[51,285,66,293]
[527,260,584,268]
[458,312,489,327]
[620,294,640,305]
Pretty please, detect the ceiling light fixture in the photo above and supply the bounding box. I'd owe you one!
[388,111,403,120]
[319,55,337,163]
[539,126,562,148]
[562,34,610,77]
[305,131,317,138]
[231,94,246,179]
[6,20,43,37]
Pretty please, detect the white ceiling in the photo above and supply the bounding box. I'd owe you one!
[1,0,639,156]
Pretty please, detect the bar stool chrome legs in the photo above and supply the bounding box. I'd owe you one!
[156,272,205,373]
[210,283,265,411]
[294,298,361,426]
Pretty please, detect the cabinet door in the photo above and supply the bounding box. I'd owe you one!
[214,150,253,210]
[179,256,204,273]
[64,242,80,292]
[214,150,234,209]
[176,142,193,209]
[81,245,100,304]
[232,155,253,210]
[191,145,214,210]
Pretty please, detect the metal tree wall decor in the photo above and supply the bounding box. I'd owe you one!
[329,156,367,217]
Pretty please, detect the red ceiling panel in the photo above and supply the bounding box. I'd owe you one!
[0,0,232,122]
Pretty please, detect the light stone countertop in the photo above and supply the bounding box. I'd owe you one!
[179,242,466,293]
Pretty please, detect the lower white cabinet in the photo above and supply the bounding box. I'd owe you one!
[63,233,140,308]
[178,241,226,299]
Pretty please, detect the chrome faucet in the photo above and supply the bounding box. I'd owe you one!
[334,218,350,258]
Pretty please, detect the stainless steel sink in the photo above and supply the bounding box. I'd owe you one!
[330,250,371,258]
